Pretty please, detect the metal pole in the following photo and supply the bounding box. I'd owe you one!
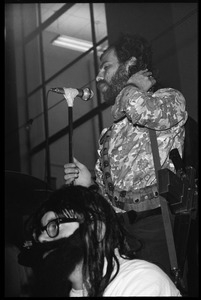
[68,106,73,163]
[63,88,79,164]
[38,4,51,186]
[89,3,104,134]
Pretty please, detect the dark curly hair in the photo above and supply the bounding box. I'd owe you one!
[21,185,136,297]
[103,33,153,76]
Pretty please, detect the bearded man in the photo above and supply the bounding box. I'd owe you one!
[63,33,188,280]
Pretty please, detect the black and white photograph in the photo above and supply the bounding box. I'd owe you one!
[5,3,198,297]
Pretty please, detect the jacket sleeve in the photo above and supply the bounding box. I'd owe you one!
[113,86,188,130]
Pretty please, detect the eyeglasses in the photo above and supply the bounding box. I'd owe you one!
[40,217,78,238]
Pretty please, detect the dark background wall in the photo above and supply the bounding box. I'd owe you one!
[105,3,198,122]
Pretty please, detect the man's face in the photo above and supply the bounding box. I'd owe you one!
[96,48,130,105]
[34,211,85,296]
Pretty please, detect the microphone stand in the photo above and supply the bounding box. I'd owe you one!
[63,88,80,163]
[68,106,73,163]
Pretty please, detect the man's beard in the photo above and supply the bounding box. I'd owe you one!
[97,64,129,105]
[33,229,85,297]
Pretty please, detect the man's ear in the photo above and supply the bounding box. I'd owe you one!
[125,56,137,72]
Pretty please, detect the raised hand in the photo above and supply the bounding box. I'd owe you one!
[64,157,93,187]
[127,69,156,92]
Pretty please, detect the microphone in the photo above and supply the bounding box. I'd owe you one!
[50,87,94,101]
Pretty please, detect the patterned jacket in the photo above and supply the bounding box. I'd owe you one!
[94,85,188,212]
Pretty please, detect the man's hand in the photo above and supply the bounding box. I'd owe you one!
[64,157,93,187]
[127,69,156,92]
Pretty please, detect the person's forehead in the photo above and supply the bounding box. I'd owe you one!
[100,48,119,67]
[41,211,56,226]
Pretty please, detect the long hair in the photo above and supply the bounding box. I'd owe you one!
[26,185,136,296]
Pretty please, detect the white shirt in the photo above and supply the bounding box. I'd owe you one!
[69,250,181,297]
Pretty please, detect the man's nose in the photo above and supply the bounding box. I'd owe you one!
[96,70,104,82]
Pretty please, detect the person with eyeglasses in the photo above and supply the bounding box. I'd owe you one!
[39,216,79,238]
[18,185,181,297]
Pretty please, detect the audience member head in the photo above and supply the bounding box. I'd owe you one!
[20,185,135,296]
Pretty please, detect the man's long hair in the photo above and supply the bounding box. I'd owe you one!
[26,185,136,296]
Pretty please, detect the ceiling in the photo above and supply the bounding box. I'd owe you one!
[41,3,107,43]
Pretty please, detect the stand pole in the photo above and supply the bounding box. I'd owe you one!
[63,88,79,164]
[68,106,73,163]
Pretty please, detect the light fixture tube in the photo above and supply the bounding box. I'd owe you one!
[52,35,93,52]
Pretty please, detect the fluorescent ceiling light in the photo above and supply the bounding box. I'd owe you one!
[52,35,94,52]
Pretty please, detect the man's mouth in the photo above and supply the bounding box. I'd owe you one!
[97,81,108,91]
